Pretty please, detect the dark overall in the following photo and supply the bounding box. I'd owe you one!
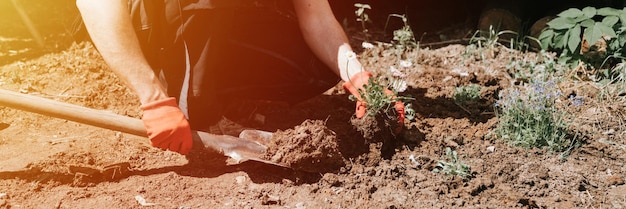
[127,0,340,130]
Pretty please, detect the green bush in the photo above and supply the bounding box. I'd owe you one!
[495,79,572,152]
[539,7,626,72]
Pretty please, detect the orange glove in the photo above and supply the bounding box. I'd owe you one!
[140,97,193,155]
[343,71,406,132]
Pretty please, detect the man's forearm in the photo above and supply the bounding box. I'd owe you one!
[76,0,168,104]
[293,0,364,82]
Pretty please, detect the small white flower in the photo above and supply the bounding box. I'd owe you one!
[361,42,375,49]
[392,79,408,92]
[399,60,413,68]
[409,154,419,166]
[345,51,357,60]
[389,66,406,78]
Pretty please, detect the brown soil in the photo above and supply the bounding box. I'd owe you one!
[1,1,626,209]
[263,120,344,173]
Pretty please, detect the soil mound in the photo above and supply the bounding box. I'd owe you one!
[263,120,345,173]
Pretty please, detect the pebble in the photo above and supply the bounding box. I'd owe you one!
[0,193,6,207]
[236,176,246,184]
[486,146,495,153]
[295,202,306,209]
[607,175,624,186]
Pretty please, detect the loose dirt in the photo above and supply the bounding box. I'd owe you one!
[263,119,344,173]
[1,1,625,209]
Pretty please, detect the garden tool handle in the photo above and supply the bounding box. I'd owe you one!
[0,88,147,137]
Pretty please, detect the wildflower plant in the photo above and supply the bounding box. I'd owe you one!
[386,14,417,50]
[345,52,415,121]
[354,3,372,40]
[348,73,414,120]
[385,13,418,60]
[433,147,472,180]
[506,50,563,82]
[453,84,482,105]
[348,5,417,122]
[495,78,572,152]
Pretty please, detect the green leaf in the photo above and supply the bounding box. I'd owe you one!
[602,16,620,26]
[538,29,555,49]
[619,34,626,46]
[354,3,371,9]
[580,19,595,28]
[585,23,604,45]
[547,17,577,30]
[568,24,582,53]
[558,8,583,18]
[609,38,620,51]
[558,54,572,64]
[598,22,617,38]
[620,8,626,24]
[582,7,596,18]
[555,30,570,49]
[572,15,591,23]
[597,7,620,16]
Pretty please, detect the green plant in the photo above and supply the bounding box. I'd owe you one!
[453,84,482,105]
[463,26,521,61]
[471,25,513,49]
[494,79,573,152]
[539,7,626,71]
[506,50,564,82]
[385,14,418,52]
[433,147,472,180]
[344,52,414,121]
[354,3,372,40]
[348,76,413,119]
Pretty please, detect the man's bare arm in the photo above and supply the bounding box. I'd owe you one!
[76,0,168,104]
[292,0,364,82]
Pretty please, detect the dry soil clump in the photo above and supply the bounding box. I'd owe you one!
[263,119,345,173]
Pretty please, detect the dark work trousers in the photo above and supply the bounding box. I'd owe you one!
[128,0,340,130]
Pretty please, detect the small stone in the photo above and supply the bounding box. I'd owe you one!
[0,199,7,208]
[486,146,495,153]
[236,176,246,184]
[607,175,624,186]
[261,194,281,205]
[0,193,6,199]
[295,202,306,209]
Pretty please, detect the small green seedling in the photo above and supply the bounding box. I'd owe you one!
[354,3,372,40]
[433,147,472,180]
[349,77,411,119]
[454,84,481,105]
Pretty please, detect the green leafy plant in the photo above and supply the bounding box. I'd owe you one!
[385,14,418,52]
[354,3,372,40]
[494,79,573,152]
[471,25,515,49]
[539,7,626,71]
[453,84,481,105]
[433,147,472,180]
[463,26,525,61]
[506,50,564,82]
[348,77,413,119]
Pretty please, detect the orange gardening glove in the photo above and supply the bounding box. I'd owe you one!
[140,97,193,155]
[342,71,406,132]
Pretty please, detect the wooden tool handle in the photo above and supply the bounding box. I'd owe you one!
[0,88,147,137]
